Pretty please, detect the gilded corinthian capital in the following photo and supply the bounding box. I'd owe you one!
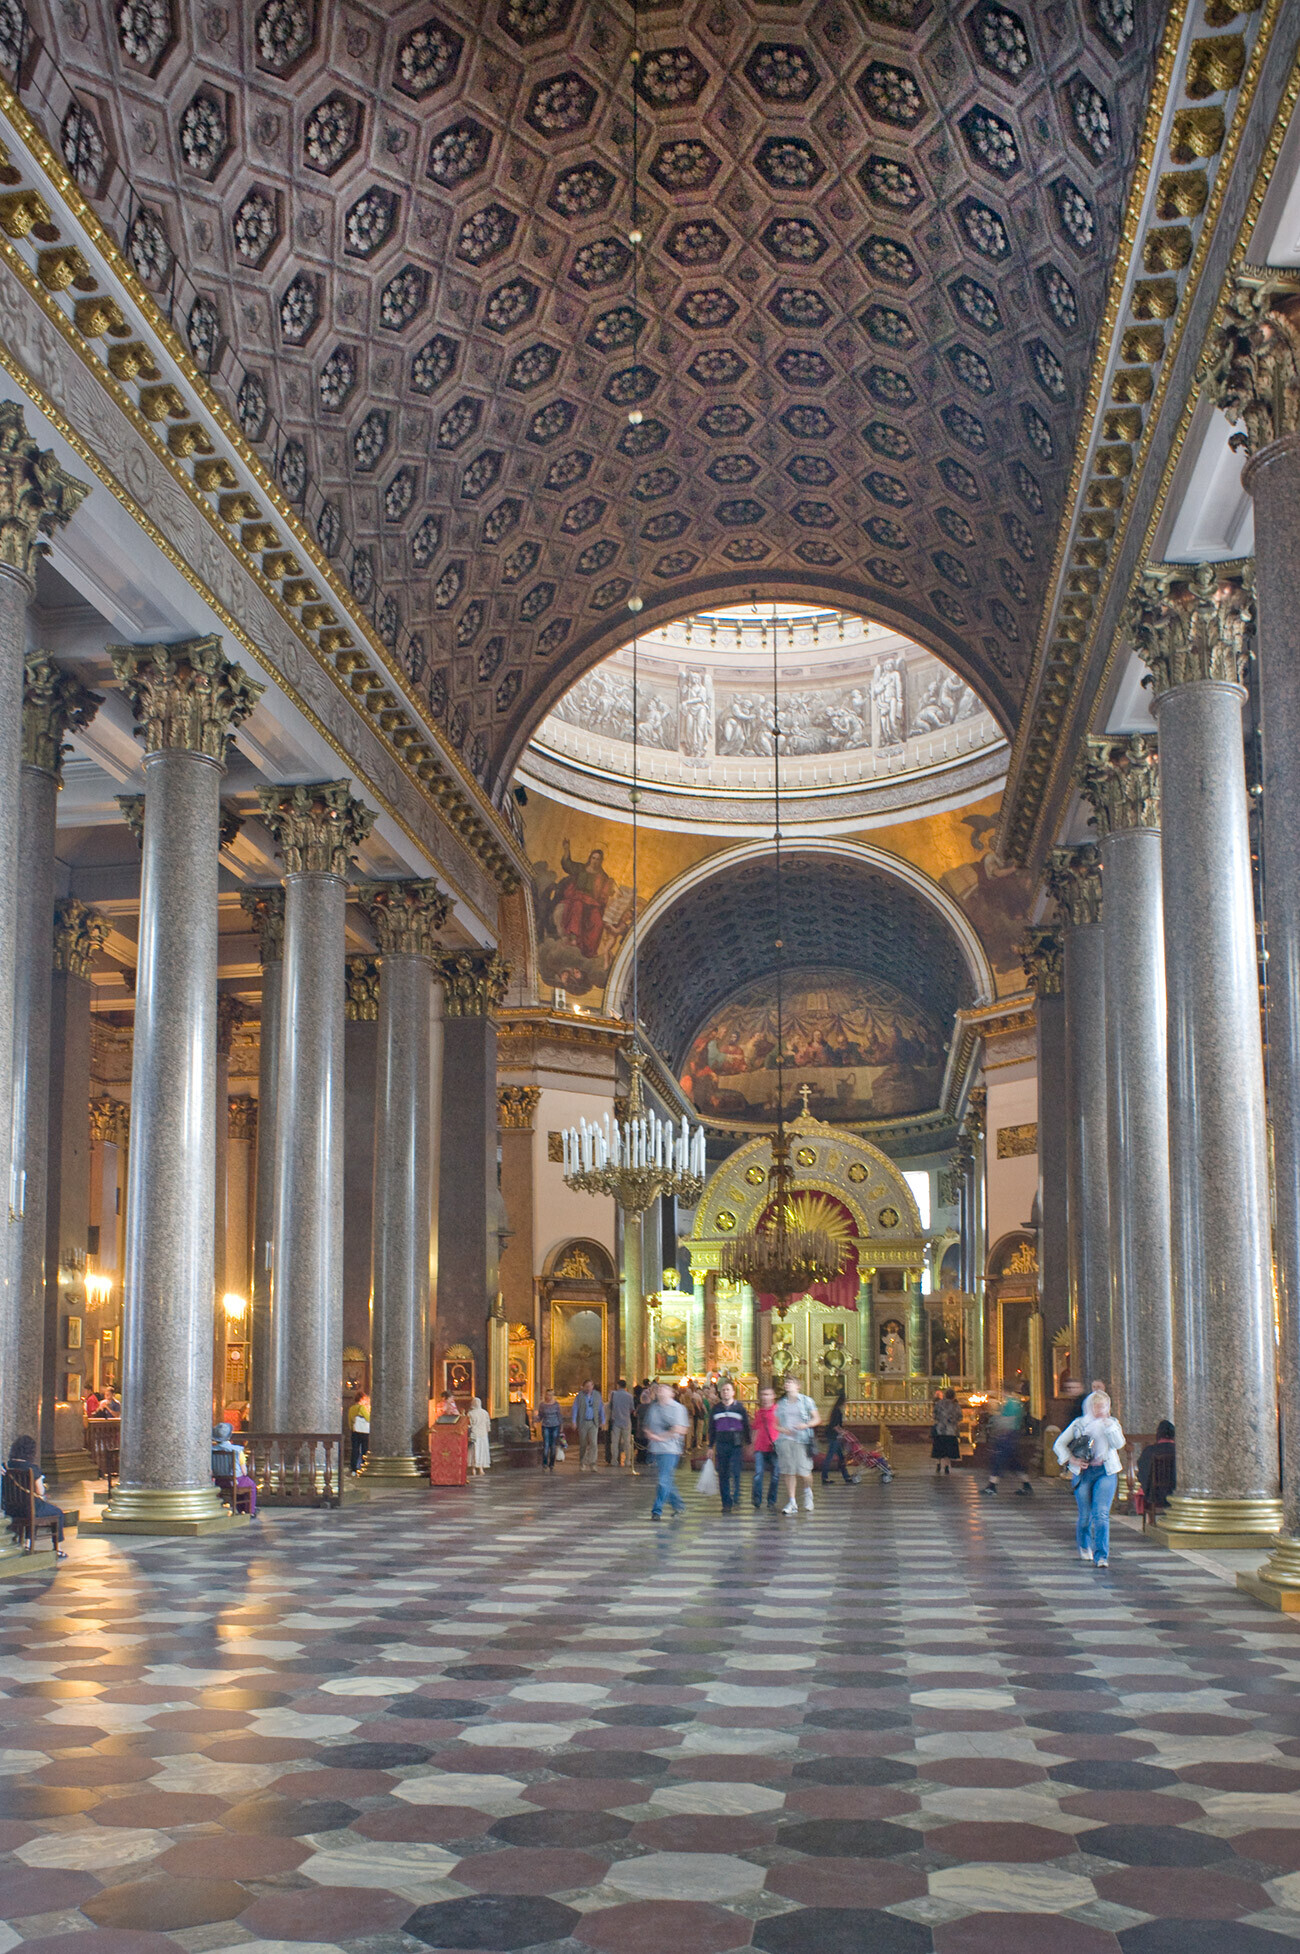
[437,949,510,1017]
[52,896,107,978]
[1017,926,1064,997]
[239,886,285,965]
[345,955,380,1022]
[1079,733,1160,836]
[1206,272,1300,456]
[23,651,100,779]
[109,636,264,761]
[1045,843,1102,928]
[1126,562,1254,698]
[0,403,89,580]
[356,878,450,960]
[257,781,375,877]
[498,1085,541,1130]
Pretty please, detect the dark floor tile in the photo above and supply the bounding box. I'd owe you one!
[453,1846,610,1893]
[934,1916,1119,1954]
[1047,1760,1178,1791]
[491,1809,632,1847]
[0,1784,99,1817]
[220,1793,358,1835]
[790,1755,914,1786]
[576,1900,753,1954]
[926,1821,1074,1862]
[405,1894,582,1948]
[552,1750,670,1779]
[753,1906,930,1954]
[777,1817,917,1857]
[0,1865,102,1914]
[1082,1824,1232,1867]
[764,1857,927,1909]
[1117,1924,1293,1954]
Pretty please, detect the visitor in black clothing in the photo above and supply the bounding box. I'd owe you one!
[1136,1420,1176,1505]
[4,1435,67,1555]
[821,1390,852,1485]
[707,1381,751,1512]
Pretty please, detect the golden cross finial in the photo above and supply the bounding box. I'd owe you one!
[798,1083,812,1117]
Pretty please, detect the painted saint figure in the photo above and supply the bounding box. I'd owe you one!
[555,842,613,960]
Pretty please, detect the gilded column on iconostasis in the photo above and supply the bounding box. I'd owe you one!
[1018,928,1067,1376]
[1045,844,1110,1389]
[1078,735,1174,1444]
[99,636,262,1533]
[259,783,375,1435]
[1209,277,1300,1589]
[13,656,99,1443]
[240,887,283,1431]
[0,408,87,1458]
[356,879,449,1479]
[1128,565,1280,1544]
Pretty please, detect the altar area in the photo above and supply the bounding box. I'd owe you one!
[683,1107,984,1414]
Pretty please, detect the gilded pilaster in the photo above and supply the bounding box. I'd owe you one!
[1045,844,1103,927]
[1079,735,1160,836]
[1126,562,1254,698]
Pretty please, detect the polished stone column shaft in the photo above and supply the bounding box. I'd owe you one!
[358,880,448,1479]
[1080,737,1175,1439]
[1047,846,1110,1387]
[343,957,380,1374]
[100,637,262,1533]
[1130,564,1280,1541]
[260,784,374,1434]
[240,890,283,1431]
[1019,929,1068,1375]
[436,951,509,1402]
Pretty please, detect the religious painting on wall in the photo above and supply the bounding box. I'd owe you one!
[680,967,944,1121]
[530,840,637,1001]
[551,1301,605,1397]
[653,1309,691,1377]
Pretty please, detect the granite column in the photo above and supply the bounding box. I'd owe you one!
[436,951,509,1404]
[0,410,86,1459]
[99,637,262,1533]
[1129,564,1281,1543]
[1018,929,1067,1378]
[1080,736,1175,1441]
[357,880,448,1478]
[240,890,283,1431]
[343,956,380,1376]
[1046,845,1110,1388]
[1210,279,1300,1591]
[259,783,374,1434]
[13,656,99,1441]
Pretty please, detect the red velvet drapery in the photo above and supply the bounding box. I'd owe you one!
[753,1191,861,1312]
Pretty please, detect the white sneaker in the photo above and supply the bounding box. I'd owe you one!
[802,1489,814,1511]
[782,1499,798,1514]
[1079,1547,1092,1561]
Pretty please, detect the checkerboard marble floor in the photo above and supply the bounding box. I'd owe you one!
[4,1468,1300,1954]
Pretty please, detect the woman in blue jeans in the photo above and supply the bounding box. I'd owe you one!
[1053,1389,1126,1568]
[538,1390,563,1469]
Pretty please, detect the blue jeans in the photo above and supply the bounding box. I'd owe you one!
[753,1449,778,1507]
[1073,1463,1118,1560]
[541,1426,559,1468]
[651,1449,683,1515]
[822,1431,851,1484]
[714,1440,742,1509]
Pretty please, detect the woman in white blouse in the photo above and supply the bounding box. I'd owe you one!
[1053,1389,1125,1569]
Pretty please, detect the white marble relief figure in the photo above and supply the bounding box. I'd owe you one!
[908,667,980,737]
[871,655,906,747]
[636,690,677,750]
[678,666,714,762]
[717,693,774,757]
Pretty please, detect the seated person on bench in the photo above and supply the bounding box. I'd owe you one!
[4,1435,67,1557]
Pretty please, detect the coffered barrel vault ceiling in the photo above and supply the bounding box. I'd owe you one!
[45,0,1163,798]
[635,851,974,1072]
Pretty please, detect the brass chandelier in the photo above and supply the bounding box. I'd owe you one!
[715,607,845,1313]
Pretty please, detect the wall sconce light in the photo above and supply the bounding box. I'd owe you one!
[222,1291,248,1325]
[84,1271,113,1309]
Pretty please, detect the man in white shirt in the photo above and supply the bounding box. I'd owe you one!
[643,1383,690,1519]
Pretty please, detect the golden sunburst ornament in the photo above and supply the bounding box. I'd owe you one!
[718,1135,846,1304]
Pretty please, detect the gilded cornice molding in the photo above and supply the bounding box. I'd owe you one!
[355,878,450,962]
[1017,926,1065,998]
[53,894,106,978]
[22,649,99,779]
[0,399,87,580]
[344,955,380,1023]
[228,1094,257,1141]
[1207,270,1300,455]
[438,950,510,1018]
[216,994,248,1057]
[1079,733,1161,835]
[1045,844,1103,929]
[498,1085,541,1131]
[257,781,375,879]
[239,886,284,966]
[1127,562,1254,696]
[109,635,263,761]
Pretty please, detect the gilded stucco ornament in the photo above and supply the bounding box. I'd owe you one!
[1079,732,1160,836]
[88,1094,129,1146]
[52,895,107,979]
[1016,926,1064,998]
[438,949,510,1017]
[1206,272,1300,455]
[0,401,89,580]
[239,886,285,964]
[215,993,248,1056]
[355,877,450,961]
[1126,562,1254,697]
[1045,843,1103,929]
[229,1095,258,1141]
[257,779,375,877]
[22,649,100,779]
[498,1085,541,1130]
[109,634,264,760]
[116,792,144,844]
[344,955,380,1022]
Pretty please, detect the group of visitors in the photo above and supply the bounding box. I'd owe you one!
[646,1375,824,1520]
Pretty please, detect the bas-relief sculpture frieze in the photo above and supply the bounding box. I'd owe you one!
[0,264,497,927]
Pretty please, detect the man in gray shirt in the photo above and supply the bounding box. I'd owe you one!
[609,1378,636,1472]
[644,1383,690,1519]
[572,1380,606,1472]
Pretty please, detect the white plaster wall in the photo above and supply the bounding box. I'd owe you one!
[532,1082,618,1273]
[985,1062,1038,1260]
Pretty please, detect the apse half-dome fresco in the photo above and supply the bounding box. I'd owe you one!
[680,967,945,1124]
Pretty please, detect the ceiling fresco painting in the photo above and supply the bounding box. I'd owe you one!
[680,965,946,1123]
[39,0,1165,797]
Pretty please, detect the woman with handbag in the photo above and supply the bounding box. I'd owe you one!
[1053,1388,1126,1568]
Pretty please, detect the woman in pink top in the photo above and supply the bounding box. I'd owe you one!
[751,1386,780,1511]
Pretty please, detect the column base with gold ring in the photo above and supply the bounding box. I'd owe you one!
[1236,1531,1300,1611]
[82,1485,246,1537]
[1152,1493,1285,1551]
[360,1454,429,1485]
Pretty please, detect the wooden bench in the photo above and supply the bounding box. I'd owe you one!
[84,1419,120,1492]
[2,1465,64,1556]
